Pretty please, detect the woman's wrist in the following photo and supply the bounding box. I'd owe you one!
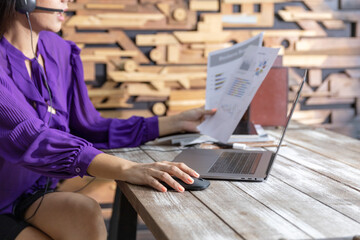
[158,114,184,136]
[87,153,138,181]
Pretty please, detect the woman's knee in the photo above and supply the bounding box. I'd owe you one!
[71,194,102,218]
[27,192,107,240]
[66,194,107,237]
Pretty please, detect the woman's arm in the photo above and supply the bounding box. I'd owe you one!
[158,107,216,136]
[87,153,199,192]
[86,108,217,192]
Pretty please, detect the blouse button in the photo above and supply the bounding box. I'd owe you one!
[58,126,66,131]
[75,167,81,173]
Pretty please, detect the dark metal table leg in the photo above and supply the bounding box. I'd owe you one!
[108,186,138,240]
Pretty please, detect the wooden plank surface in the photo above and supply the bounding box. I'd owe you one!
[143,147,310,240]
[234,174,360,238]
[270,155,360,223]
[143,143,360,239]
[108,125,360,239]
[266,142,360,192]
[266,127,360,169]
[109,147,243,240]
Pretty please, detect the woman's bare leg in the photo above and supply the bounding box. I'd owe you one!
[23,192,107,240]
[16,226,52,240]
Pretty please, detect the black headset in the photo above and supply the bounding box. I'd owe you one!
[16,0,36,13]
[15,0,64,14]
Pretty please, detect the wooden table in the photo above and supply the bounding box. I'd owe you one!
[107,125,360,240]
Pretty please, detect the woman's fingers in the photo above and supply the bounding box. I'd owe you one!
[143,161,200,192]
[172,162,200,179]
[204,108,217,116]
[147,168,185,192]
[163,164,195,188]
[125,161,200,192]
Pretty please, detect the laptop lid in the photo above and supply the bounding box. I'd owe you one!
[264,69,308,178]
[173,70,308,181]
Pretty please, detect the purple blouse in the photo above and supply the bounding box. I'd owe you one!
[0,31,159,214]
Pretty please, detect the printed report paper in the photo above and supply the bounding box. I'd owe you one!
[204,33,264,110]
[198,35,280,142]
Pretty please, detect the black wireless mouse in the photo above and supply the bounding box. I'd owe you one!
[161,177,210,191]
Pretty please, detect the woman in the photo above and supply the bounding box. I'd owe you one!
[0,0,215,239]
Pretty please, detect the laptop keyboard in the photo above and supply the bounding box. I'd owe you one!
[208,152,262,174]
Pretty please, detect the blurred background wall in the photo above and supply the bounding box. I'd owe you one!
[62,0,360,138]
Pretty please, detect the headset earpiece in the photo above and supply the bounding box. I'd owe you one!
[15,0,37,14]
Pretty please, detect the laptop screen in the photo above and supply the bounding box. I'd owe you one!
[273,69,308,158]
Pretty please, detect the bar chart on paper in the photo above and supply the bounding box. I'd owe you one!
[227,77,251,98]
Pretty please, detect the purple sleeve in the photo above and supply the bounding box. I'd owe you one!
[67,42,159,149]
[0,82,102,178]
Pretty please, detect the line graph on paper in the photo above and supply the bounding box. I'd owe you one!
[227,77,251,98]
[219,103,240,117]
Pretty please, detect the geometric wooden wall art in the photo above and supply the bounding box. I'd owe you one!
[62,0,360,138]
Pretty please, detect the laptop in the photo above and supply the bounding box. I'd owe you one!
[172,70,308,181]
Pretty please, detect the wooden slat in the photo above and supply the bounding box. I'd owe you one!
[331,109,355,123]
[292,109,331,125]
[85,3,126,9]
[136,33,179,46]
[302,0,346,29]
[241,3,253,14]
[111,30,150,64]
[223,0,295,3]
[284,5,327,37]
[173,29,324,44]
[304,76,355,105]
[173,31,231,43]
[267,128,360,169]
[127,83,170,97]
[75,0,137,4]
[167,45,180,63]
[63,32,117,44]
[156,2,170,16]
[189,0,219,11]
[283,54,360,68]
[329,73,360,98]
[258,3,275,27]
[346,69,360,79]
[308,69,322,87]
[295,37,360,51]
[108,71,206,82]
[279,9,359,22]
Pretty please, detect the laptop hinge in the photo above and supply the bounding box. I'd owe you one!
[264,154,276,180]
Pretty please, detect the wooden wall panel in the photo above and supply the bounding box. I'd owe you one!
[63,0,360,137]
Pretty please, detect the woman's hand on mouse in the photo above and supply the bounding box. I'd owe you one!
[88,153,198,193]
[122,161,199,192]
